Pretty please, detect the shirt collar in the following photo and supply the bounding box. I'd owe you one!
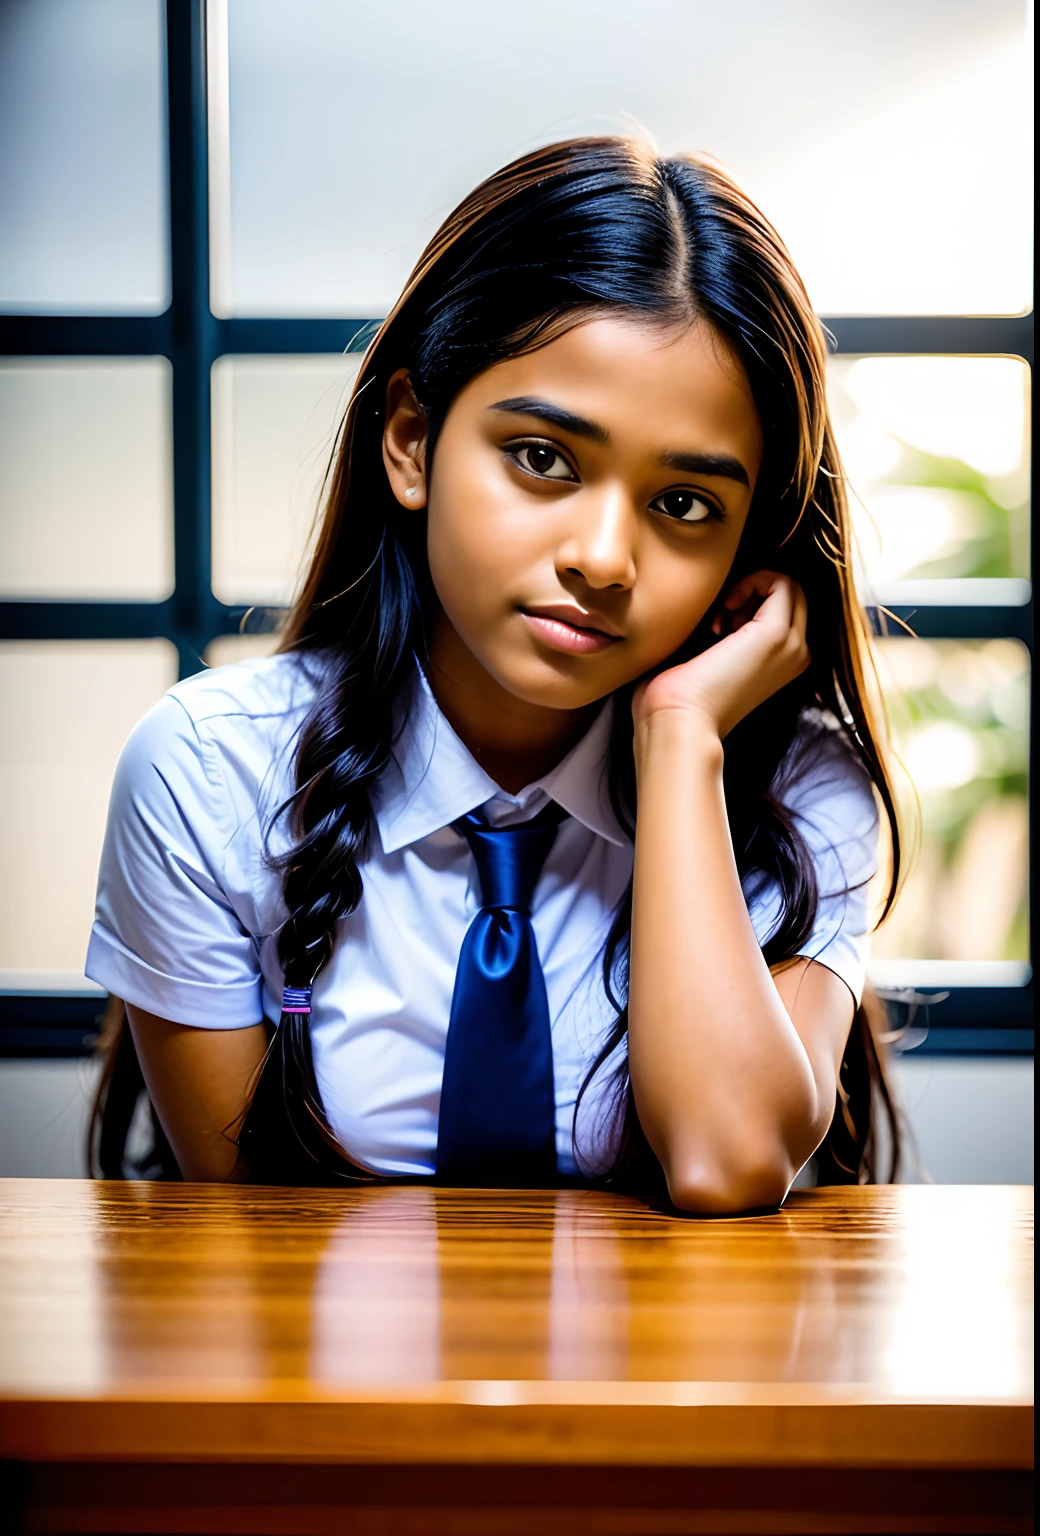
[371,664,629,854]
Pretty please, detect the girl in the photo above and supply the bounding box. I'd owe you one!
[87,138,903,1210]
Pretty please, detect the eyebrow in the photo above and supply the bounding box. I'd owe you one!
[488,396,750,487]
[490,396,608,445]
[658,450,750,487]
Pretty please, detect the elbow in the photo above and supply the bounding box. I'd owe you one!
[169,1144,247,1183]
[663,1150,794,1216]
[648,1083,826,1216]
[179,1154,249,1184]
[180,1164,235,1184]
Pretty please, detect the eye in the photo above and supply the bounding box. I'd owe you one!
[649,488,721,524]
[509,441,577,481]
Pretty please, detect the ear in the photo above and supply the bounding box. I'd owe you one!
[382,368,429,510]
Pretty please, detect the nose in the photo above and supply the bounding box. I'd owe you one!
[556,486,637,592]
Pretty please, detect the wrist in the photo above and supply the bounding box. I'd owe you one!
[634,706,724,781]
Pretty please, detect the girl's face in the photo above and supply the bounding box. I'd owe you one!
[392,313,764,713]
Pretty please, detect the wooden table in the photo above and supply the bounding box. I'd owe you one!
[0,1179,1032,1534]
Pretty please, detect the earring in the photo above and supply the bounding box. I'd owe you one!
[405,487,417,499]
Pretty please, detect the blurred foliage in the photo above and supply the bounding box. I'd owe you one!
[876,640,1029,962]
[885,443,1029,580]
[828,357,1031,961]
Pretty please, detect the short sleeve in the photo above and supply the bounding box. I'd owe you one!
[745,731,879,1006]
[85,693,264,1028]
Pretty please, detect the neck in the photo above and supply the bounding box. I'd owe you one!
[426,615,599,795]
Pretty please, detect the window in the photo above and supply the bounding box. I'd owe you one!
[1,0,1032,1056]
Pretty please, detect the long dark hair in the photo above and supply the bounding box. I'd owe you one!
[95,137,906,1186]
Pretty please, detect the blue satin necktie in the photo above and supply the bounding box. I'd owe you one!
[435,801,568,1187]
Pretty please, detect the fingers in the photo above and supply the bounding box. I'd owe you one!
[715,570,800,636]
[721,569,783,610]
[710,572,810,683]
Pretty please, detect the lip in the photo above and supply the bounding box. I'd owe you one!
[520,605,622,657]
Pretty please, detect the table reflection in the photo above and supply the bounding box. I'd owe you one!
[302,1186,1032,1396]
[308,1186,633,1384]
[57,1182,1030,1402]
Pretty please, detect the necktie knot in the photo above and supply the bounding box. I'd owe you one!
[453,801,568,914]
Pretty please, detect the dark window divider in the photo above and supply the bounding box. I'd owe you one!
[2,313,1033,362]
[870,605,1033,646]
[2,601,1029,643]
[0,992,1031,1061]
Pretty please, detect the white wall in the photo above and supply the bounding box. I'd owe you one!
[894,1055,1033,1184]
[0,1058,101,1178]
[0,1054,1031,1184]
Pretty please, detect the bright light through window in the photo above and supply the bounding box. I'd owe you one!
[210,354,362,607]
[830,357,1031,607]
[213,0,1032,318]
[772,33,1033,316]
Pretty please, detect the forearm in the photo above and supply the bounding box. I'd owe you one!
[629,711,828,1212]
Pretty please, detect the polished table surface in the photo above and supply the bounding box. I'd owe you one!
[0,1179,1033,1533]
[0,1178,1032,1463]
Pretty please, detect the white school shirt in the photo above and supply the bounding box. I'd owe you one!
[86,651,878,1178]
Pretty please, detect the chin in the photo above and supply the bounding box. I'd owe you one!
[491,652,620,712]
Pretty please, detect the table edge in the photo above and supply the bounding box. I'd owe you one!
[0,1397,1032,1470]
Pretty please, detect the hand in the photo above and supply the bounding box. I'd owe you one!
[632,571,810,742]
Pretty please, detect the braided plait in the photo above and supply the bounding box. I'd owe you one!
[240,532,424,1179]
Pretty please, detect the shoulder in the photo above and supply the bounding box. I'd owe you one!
[167,650,324,736]
[773,712,880,890]
[116,650,326,823]
[744,714,882,1001]
[776,712,878,833]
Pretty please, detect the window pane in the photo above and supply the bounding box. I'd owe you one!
[204,633,281,669]
[0,0,169,315]
[0,359,175,601]
[0,641,178,984]
[831,356,1031,609]
[211,354,361,606]
[871,639,1030,983]
[217,0,1031,317]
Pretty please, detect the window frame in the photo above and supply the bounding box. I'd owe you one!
[0,0,1032,1058]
